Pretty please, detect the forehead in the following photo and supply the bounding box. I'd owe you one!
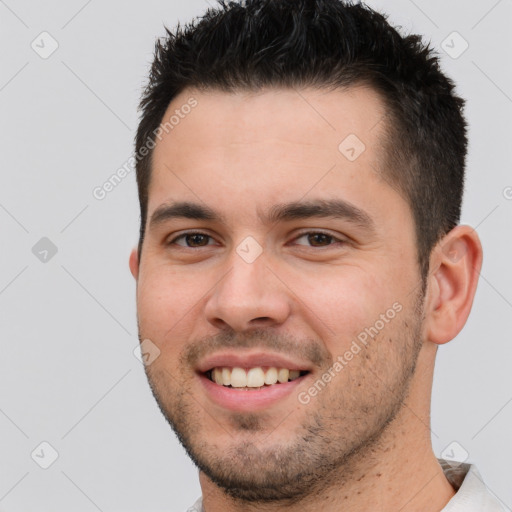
[148,86,394,220]
[154,85,387,153]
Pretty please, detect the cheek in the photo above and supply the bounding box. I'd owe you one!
[288,264,399,339]
[136,270,201,345]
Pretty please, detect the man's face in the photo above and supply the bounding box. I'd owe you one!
[132,86,426,501]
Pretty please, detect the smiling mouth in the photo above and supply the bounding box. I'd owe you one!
[206,366,309,389]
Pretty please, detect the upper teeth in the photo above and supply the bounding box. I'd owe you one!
[211,367,302,388]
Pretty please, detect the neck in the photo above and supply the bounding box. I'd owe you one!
[199,343,455,512]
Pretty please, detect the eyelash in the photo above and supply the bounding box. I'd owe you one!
[167,230,346,249]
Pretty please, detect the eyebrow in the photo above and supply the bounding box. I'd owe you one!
[265,199,375,231]
[149,199,375,232]
[150,202,225,228]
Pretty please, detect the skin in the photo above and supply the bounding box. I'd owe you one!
[129,86,483,511]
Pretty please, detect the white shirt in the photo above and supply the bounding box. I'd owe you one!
[185,459,507,511]
[438,459,506,511]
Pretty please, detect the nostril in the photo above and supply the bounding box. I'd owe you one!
[249,317,273,325]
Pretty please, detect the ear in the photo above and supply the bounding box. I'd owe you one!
[424,225,483,345]
[129,248,139,280]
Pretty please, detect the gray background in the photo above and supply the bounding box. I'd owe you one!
[0,0,511,510]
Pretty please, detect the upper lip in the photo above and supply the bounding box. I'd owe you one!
[196,351,313,373]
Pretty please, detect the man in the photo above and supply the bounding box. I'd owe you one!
[128,0,504,510]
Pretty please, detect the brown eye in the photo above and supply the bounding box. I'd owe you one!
[294,231,341,247]
[307,233,333,246]
[170,232,215,247]
[186,234,210,247]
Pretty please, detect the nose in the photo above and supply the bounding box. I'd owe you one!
[204,248,292,332]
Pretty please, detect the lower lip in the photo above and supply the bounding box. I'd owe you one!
[199,373,307,412]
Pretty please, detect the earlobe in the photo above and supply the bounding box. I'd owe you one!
[129,248,139,280]
[424,225,483,345]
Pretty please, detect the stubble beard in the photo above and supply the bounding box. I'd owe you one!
[141,295,425,504]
